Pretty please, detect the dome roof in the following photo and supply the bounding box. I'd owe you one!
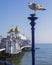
[8,28,15,33]
[15,26,20,32]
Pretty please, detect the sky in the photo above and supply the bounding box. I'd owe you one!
[0,0,52,43]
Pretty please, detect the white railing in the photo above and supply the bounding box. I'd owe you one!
[0,48,5,52]
[21,44,31,50]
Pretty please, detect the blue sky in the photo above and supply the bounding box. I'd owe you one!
[0,0,52,43]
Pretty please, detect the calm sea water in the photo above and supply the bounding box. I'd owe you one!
[21,43,52,65]
[1,43,52,65]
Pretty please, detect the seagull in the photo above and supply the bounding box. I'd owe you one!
[28,2,46,11]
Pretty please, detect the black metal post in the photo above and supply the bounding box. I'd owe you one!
[28,14,38,65]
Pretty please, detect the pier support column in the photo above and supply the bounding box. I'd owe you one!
[28,14,38,65]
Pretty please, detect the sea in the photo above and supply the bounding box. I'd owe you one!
[0,43,52,65]
[21,43,52,65]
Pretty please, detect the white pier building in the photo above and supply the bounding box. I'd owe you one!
[5,26,31,54]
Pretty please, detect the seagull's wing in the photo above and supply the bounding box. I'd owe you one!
[39,5,46,10]
[35,4,46,10]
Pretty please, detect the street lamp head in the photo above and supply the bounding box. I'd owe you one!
[28,2,46,11]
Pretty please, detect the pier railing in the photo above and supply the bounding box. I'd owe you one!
[20,44,31,50]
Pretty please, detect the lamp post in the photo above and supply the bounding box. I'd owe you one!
[28,14,38,65]
[28,2,46,65]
